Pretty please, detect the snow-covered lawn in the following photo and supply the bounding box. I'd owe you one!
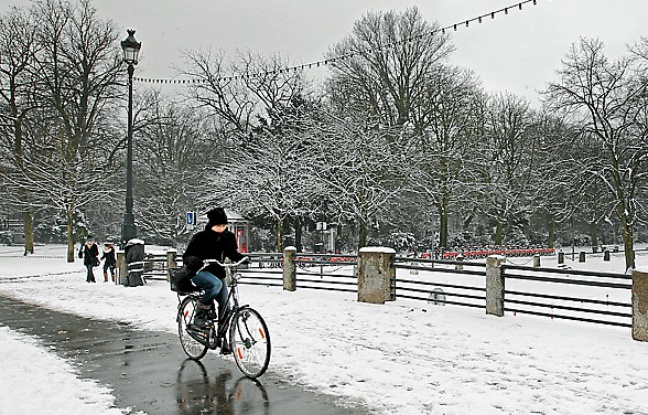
[1,244,647,415]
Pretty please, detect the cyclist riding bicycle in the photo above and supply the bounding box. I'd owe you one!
[182,207,248,332]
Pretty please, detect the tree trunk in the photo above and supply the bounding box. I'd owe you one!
[439,212,448,248]
[294,217,302,252]
[66,209,75,263]
[276,218,283,252]
[22,210,34,256]
[494,212,504,245]
[358,221,368,249]
[548,216,556,248]
[620,215,635,271]
[588,221,599,247]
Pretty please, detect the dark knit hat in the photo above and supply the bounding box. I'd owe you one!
[206,207,228,225]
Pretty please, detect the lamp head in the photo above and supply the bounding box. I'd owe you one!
[120,29,141,65]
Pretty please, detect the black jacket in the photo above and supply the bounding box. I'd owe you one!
[79,243,99,266]
[182,226,245,279]
[101,246,116,266]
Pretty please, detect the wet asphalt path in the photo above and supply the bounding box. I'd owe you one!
[0,294,374,415]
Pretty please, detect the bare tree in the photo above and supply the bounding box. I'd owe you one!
[134,91,218,246]
[307,111,410,249]
[474,93,538,245]
[0,5,41,254]
[409,65,485,248]
[545,37,648,270]
[26,0,123,262]
[326,7,454,147]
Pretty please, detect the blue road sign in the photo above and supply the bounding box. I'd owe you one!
[186,211,196,225]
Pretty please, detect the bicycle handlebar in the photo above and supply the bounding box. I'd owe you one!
[203,257,250,268]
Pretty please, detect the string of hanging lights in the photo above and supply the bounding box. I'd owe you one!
[133,0,540,85]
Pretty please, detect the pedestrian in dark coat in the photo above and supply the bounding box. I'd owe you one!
[101,242,117,283]
[78,236,99,283]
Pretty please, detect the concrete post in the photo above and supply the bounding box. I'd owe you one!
[166,249,177,282]
[455,255,464,271]
[533,254,541,267]
[486,255,506,317]
[283,246,297,291]
[632,269,648,341]
[357,247,395,304]
[117,251,127,285]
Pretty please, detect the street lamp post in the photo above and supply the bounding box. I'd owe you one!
[120,30,141,247]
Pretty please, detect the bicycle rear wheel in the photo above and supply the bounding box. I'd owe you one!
[178,296,209,360]
[229,307,271,378]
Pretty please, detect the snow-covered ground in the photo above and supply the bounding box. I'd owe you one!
[1,244,648,415]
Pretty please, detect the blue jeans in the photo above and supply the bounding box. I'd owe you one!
[85,264,96,282]
[191,271,228,318]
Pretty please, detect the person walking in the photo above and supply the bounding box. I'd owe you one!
[101,242,117,283]
[182,208,248,332]
[78,236,99,283]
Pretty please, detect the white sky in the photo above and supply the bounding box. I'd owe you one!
[1,0,647,106]
[1,244,647,414]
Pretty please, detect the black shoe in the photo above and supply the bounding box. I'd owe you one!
[220,339,232,355]
[193,309,211,329]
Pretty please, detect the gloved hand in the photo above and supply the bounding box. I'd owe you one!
[184,256,204,271]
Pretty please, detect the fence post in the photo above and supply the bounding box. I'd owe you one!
[117,250,127,285]
[579,251,586,263]
[632,269,648,341]
[283,246,296,291]
[533,254,541,267]
[486,255,506,317]
[166,249,177,281]
[558,250,564,264]
[455,255,464,271]
[357,247,395,304]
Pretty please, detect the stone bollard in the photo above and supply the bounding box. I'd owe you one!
[632,269,648,341]
[283,246,297,291]
[579,251,586,263]
[486,255,506,317]
[604,249,610,261]
[558,250,564,264]
[410,258,419,275]
[533,254,541,267]
[357,247,395,304]
[117,251,127,285]
[455,255,464,271]
[166,249,177,282]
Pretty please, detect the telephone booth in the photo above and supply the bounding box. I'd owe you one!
[196,209,250,253]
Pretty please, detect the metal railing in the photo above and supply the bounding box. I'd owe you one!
[501,263,632,328]
[140,251,633,329]
[393,256,487,309]
[241,253,358,293]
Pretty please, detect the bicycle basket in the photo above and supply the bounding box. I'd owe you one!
[169,266,196,292]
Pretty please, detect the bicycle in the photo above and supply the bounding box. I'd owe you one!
[174,257,271,379]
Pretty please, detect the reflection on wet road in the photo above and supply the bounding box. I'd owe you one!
[0,294,374,415]
[176,359,269,415]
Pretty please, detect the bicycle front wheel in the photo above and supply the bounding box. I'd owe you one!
[229,307,271,378]
[178,296,209,360]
